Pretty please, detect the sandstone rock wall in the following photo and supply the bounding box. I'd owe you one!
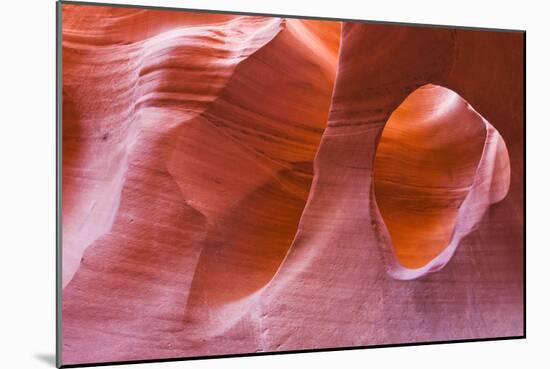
[61,4,524,365]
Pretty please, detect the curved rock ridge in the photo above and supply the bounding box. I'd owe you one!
[374,84,510,273]
[174,18,341,337]
[61,4,524,366]
[256,23,523,352]
[62,5,285,288]
[62,4,340,364]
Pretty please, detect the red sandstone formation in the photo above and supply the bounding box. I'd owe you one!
[374,84,510,271]
[61,4,524,366]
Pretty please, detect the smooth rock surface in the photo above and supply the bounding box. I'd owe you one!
[61,4,524,365]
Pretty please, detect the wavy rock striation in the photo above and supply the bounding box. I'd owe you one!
[61,4,524,366]
[374,84,510,272]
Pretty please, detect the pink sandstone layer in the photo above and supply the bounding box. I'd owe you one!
[61,4,524,365]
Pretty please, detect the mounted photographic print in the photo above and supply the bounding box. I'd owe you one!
[56,1,526,367]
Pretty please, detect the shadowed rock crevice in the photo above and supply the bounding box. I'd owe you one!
[374,84,492,269]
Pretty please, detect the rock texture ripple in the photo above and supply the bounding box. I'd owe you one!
[61,4,524,366]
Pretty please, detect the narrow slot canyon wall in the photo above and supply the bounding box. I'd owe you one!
[61,4,524,365]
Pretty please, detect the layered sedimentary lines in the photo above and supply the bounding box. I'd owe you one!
[61,4,524,366]
[61,5,287,288]
[373,84,507,269]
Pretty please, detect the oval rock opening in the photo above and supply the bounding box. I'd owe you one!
[373,84,488,269]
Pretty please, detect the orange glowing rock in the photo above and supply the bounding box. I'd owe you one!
[374,84,510,271]
[60,4,524,366]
